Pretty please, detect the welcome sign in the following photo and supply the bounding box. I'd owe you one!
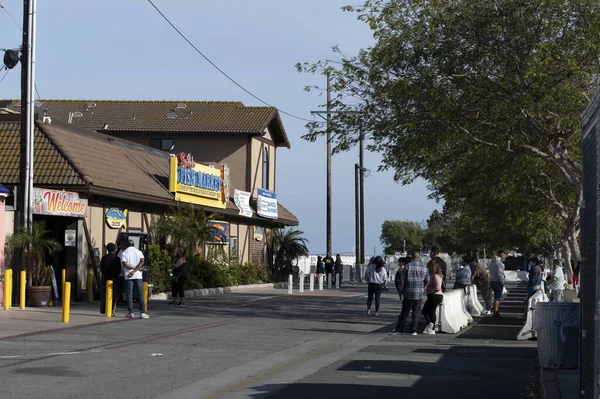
[32,188,88,217]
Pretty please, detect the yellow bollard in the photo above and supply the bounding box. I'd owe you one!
[62,282,71,323]
[87,269,94,303]
[61,269,66,301]
[7,269,12,309]
[106,280,113,318]
[3,269,9,311]
[143,282,149,313]
[19,271,26,309]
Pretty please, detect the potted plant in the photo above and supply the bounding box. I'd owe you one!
[9,221,62,306]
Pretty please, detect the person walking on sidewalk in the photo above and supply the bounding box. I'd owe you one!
[169,250,188,306]
[522,257,542,318]
[548,259,565,302]
[471,258,492,314]
[421,257,444,334]
[120,240,149,319]
[430,247,447,292]
[334,254,343,286]
[391,251,429,335]
[365,256,388,316]
[488,250,506,319]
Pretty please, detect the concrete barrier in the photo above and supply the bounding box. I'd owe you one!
[299,272,304,293]
[459,290,474,324]
[505,270,529,282]
[517,289,548,341]
[436,289,470,334]
[319,274,324,290]
[288,275,293,295]
[464,285,482,317]
[309,273,314,291]
[327,273,332,289]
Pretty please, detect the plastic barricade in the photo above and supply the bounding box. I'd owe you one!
[464,285,482,316]
[435,289,470,334]
[517,289,548,341]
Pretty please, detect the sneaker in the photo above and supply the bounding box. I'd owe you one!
[483,310,492,315]
[493,312,501,319]
[177,302,185,307]
[140,313,150,319]
[390,329,401,335]
[374,312,379,316]
[168,300,176,305]
[411,332,418,336]
[126,313,135,319]
[427,330,436,335]
[423,322,433,334]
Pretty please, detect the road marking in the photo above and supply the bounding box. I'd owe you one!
[240,296,275,306]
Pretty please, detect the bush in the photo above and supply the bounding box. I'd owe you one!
[186,256,263,288]
[147,245,172,294]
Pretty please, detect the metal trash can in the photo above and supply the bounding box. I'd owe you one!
[533,302,579,369]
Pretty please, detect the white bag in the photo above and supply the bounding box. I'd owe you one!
[501,286,508,300]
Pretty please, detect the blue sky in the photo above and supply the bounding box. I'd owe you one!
[0,0,441,255]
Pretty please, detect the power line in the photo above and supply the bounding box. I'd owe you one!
[0,3,21,30]
[0,69,9,85]
[0,3,42,100]
[145,0,321,124]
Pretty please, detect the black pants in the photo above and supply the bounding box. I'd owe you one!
[171,276,187,299]
[422,294,443,326]
[367,283,383,311]
[395,298,422,333]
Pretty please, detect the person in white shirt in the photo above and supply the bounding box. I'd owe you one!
[120,240,149,319]
[548,259,565,302]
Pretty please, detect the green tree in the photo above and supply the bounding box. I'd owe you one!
[270,228,309,279]
[380,220,425,254]
[298,0,599,269]
[9,221,62,286]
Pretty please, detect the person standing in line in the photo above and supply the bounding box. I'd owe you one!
[548,259,565,302]
[430,247,447,292]
[316,256,324,285]
[99,242,121,315]
[471,258,492,315]
[169,250,188,306]
[364,256,387,316]
[522,257,542,318]
[120,240,149,319]
[115,237,128,306]
[391,251,429,335]
[323,253,334,285]
[334,254,343,286]
[488,250,506,319]
[421,257,444,334]
[394,258,407,300]
[453,255,472,291]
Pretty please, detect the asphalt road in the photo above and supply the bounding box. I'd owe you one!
[0,282,537,399]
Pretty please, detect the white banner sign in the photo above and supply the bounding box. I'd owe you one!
[234,190,253,217]
[257,188,278,219]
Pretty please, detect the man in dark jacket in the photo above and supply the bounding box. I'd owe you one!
[99,243,121,315]
[323,254,334,284]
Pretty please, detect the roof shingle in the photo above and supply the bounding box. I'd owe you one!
[1,100,290,148]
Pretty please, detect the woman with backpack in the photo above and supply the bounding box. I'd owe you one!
[364,256,388,316]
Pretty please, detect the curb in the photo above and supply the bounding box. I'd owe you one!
[150,282,288,300]
[539,368,561,399]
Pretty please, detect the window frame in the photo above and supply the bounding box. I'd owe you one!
[149,138,174,151]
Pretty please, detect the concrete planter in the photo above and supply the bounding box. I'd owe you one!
[28,286,52,307]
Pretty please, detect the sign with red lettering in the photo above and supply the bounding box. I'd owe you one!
[32,188,88,217]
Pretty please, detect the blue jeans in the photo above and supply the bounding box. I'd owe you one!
[125,279,145,315]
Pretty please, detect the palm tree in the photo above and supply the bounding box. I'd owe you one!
[270,228,309,279]
[9,221,62,286]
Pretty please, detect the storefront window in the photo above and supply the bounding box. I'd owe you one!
[262,146,269,190]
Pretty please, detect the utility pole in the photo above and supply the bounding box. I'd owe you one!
[18,0,36,232]
[359,133,365,264]
[326,75,332,256]
[354,164,360,270]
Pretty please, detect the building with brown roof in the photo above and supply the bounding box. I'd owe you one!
[0,108,298,299]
